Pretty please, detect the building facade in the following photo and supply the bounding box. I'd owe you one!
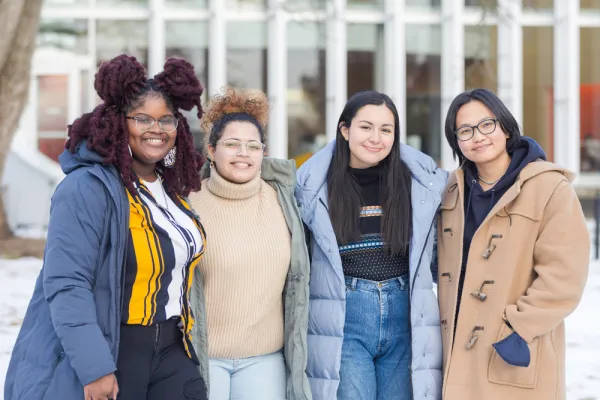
[17,0,600,182]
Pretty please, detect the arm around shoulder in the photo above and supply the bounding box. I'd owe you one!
[43,173,117,386]
[505,180,590,342]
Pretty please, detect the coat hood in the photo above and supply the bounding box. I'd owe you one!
[58,141,105,175]
[464,136,547,195]
[462,137,548,228]
[517,157,576,184]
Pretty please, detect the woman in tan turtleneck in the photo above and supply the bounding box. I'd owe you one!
[189,89,312,400]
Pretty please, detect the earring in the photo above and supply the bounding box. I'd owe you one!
[163,147,177,168]
[128,145,132,157]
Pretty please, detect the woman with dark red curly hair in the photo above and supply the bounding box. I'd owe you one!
[4,55,209,400]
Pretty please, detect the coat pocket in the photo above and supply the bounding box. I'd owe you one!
[488,323,540,389]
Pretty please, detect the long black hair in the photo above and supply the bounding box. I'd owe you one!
[327,90,412,256]
[444,88,522,165]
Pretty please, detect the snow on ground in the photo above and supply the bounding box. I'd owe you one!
[565,221,600,399]
[0,257,41,399]
[0,228,599,399]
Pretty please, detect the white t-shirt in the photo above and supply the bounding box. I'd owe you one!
[140,178,203,319]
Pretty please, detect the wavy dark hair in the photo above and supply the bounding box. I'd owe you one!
[328,90,412,256]
[444,88,522,165]
[65,54,205,197]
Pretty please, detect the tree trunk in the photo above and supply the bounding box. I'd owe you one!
[0,0,44,240]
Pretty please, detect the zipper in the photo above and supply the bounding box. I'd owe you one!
[318,197,329,212]
[116,235,128,359]
[107,169,130,361]
[155,323,160,351]
[407,205,440,395]
[118,196,129,323]
[410,206,440,299]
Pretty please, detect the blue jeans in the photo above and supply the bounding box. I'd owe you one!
[208,350,286,400]
[337,275,412,400]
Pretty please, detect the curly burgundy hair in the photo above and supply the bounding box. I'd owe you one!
[65,54,205,197]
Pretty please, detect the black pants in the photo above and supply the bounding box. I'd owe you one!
[116,318,207,400]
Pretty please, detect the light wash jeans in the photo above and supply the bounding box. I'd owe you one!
[209,350,286,400]
[337,274,412,400]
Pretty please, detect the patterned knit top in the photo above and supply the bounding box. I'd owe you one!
[339,163,410,281]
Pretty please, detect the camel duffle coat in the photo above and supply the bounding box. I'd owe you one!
[437,160,589,400]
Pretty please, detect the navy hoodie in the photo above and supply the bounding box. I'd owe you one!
[456,136,547,320]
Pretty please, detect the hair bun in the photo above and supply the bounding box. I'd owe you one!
[201,88,269,134]
[153,58,204,117]
[94,54,147,106]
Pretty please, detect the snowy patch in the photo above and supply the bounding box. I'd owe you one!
[0,257,41,398]
[566,221,600,399]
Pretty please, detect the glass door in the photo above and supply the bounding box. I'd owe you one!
[27,48,91,162]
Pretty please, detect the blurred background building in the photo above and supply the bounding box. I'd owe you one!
[5,0,600,234]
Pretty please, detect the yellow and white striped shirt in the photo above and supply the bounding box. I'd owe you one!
[122,176,205,360]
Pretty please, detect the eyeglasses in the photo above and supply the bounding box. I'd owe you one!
[217,139,265,155]
[126,115,178,133]
[454,118,498,141]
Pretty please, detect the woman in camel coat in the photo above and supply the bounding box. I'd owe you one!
[437,88,589,400]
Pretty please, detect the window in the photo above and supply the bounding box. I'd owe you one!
[96,0,148,6]
[347,24,384,97]
[165,0,207,6]
[37,19,88,55]
[96,20,148,68]
[227,22,267,92]
[580,28,600,173]
[348,0,384,10]
[406,24,442,164]
[288,22,327,162]
[406,0,441,9]
[166,21,209,148]
[523,27,553,158]
[465,0,497,8]
[226,0,266,10]
[465,25,498,92]
[522,0,553,9]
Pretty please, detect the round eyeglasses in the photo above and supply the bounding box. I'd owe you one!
[454,118,498,141]
[126,115,178,133]
[217,139,266,155]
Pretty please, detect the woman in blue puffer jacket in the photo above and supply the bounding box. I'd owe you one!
[4,55,209,400]
[295,90,448,400]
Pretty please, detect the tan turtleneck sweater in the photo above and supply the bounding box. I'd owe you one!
[189,168,291,359]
